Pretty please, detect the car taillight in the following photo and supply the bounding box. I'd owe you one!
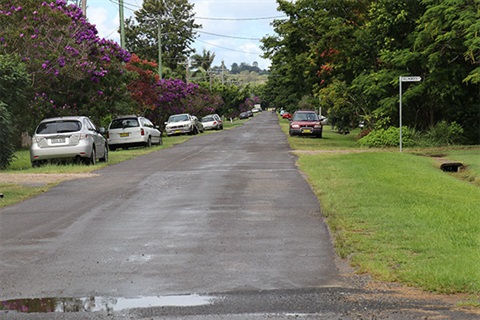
[141,128,145,136]
[72,133,88,140]
[213,121,217,125]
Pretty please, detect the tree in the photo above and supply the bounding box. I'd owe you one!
[0,0,132,130]
[124,0,200,77]
[190,49,215,81]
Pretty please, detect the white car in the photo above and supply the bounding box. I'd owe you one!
[200,114,223,130]
[107,116,162,151]
[165,113,203,136]
[30,116,108,166]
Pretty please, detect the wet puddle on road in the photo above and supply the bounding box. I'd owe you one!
[0,294,216,313]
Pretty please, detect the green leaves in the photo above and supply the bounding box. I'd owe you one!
[262,0,480,144]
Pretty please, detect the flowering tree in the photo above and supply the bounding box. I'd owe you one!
[143,78,223,128]
[0,0,132,130]
[125,54,160,116]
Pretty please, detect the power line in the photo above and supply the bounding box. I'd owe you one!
[195,15,286,21]
[195,39,262,55]
[196,30,262,41]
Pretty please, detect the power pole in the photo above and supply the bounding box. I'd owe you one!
[81,0,87,17]
[157,17,163,79]
[118,0,125,48]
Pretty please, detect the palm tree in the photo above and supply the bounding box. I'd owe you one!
[190,49,215,81]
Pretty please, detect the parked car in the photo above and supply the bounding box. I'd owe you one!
[201,114,223,130]
[252,106,262,113]
[165,113,203,136]
[282,112,292,120]
[192,116,205,133]
[107,115,162,151]
[239,112,249,119]
[30,116,108,167]
[289,110,323,138]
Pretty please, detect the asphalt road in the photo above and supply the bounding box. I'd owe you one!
[0,112,476,319]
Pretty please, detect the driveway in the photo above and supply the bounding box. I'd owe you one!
[0,112,476,319]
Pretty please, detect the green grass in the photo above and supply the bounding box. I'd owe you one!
[298,151,480,293]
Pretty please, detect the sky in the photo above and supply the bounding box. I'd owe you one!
[86,0,287,70]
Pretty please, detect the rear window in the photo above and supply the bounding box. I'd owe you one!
[201,116,214,122]
[36,120,82,134]
[110,118,139,129]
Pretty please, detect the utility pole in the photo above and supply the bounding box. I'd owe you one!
[81,0,87,16]
[157,17,163,79]
[221,60,225,85]
[118,0,125,48]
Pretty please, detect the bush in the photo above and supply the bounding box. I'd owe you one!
[421,121,464,146]
[0,103,16,169]
[358,126,416,148]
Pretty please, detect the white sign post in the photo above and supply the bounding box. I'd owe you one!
[399,76,421,152]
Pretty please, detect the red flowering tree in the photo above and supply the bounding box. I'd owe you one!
[124,54,159,116]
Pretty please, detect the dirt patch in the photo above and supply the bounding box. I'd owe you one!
[0,173,98,186]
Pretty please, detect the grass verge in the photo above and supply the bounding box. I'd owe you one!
[281,117,480,294]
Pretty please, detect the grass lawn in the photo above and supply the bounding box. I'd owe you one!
[279,116,480,294]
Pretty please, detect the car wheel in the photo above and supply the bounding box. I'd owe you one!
[146,136,152,148]
[85,148,96,165]
[316,132,323,138]
[31,160,43,168]
[99,145,108,162]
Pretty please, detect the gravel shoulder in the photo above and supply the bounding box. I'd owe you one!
[0,173,98,186]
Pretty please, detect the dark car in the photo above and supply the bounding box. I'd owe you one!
[289,110,323,138]
[239,112,249,119]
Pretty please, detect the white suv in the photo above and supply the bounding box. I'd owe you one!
[107,116,162,151]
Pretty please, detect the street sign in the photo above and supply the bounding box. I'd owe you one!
[400,76,421,82]
[399,75,421,152]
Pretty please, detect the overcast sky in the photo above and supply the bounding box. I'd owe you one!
[86,0,286,70]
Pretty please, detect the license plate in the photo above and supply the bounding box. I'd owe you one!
[303,129,312,133]
[120,133,130,137]
[175,130,182,134]
[51,138,65,144]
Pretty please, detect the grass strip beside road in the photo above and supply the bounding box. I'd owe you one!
[298,151,480,294]
[278,117,480,294]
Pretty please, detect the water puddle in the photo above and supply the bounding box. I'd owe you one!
[0,294,216,313]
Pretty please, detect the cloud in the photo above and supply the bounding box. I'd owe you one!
[87,0,280,70]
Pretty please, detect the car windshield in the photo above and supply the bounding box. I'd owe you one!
[36,120,82,134]
[110,118,139,129]
[169,115,189,122]
[201,116,214,122]
[293,113,318,121]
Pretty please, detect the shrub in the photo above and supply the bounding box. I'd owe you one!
[0,103,16,169]
[358,126,416,148]
[421,121,464,146]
